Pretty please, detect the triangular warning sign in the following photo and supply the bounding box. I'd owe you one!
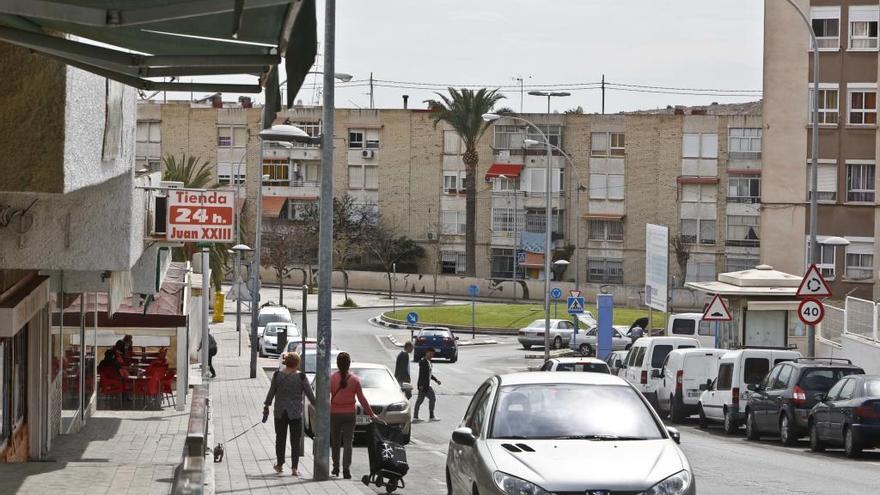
[797,264,832,298]
[702,294,732,321]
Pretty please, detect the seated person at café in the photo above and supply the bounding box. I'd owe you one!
[122,334,134,359]
[114,341,130,366]
[98,349,123,379]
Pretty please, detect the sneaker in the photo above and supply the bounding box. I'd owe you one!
[412,417,423,423]
[343,469,352,479]
[430,417,441,422]
[273,464,283,473]
[291,467,299,477]
[331,467,339,477]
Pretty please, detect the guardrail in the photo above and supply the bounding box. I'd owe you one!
[172,384,209,495]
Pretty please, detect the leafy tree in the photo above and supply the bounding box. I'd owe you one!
[364,222,426,298]
[425,88,505,276]
[564,106,585,115]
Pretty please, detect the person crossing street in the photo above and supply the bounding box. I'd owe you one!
[395,342,413,399]
[413,348,441,422]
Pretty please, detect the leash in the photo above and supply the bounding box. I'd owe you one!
[224,421,263,443]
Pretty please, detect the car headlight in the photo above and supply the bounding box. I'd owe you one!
[492,471,550,495]
[645,470,692,495]
[386,401,407,413]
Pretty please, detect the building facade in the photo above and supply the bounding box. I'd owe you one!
[763,0,880,299]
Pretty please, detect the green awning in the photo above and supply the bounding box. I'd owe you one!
[0,0,317,124]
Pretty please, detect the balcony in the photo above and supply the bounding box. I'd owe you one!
[727,196,760,204]
[263,181,321,199]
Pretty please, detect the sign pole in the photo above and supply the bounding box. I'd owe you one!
[201,247,210,380]
[471,296,475,339]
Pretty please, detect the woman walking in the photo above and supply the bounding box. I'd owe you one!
[330,352,378,478]
[264,352,315,476]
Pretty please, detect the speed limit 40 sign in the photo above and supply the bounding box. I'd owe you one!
[798,297,825,325]
[167,189,235,242]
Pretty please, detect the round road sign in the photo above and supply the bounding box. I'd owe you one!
[798,298,825,325]
[551,287,563,300]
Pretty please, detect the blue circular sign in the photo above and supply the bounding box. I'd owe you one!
[468,284,480,297]
[406,312,419,324]
[551,287,563,299]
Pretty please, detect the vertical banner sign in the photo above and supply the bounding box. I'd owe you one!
[645,224,669,313]
[167,189,235,242]
[597,294,614,361]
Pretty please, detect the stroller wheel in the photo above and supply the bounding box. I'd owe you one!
[385,478,398,493]
[361,475,370,486]
[375,477,384,487]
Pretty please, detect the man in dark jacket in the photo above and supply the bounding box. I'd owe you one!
[199,333,218,378]
[414,348,441,422]
[394,342,413,399]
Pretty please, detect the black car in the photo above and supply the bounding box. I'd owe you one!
[809,374,880,457]
[412,327,458,362]
[745,358,865,445]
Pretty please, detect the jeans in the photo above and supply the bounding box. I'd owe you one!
[330,413,356,470]
[274,411,303,468]
[414,386,436,418]
[208,350,217,377]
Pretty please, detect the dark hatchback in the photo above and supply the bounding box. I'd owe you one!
[745,358,865,446]
[413,327,458,362]
[809,374,880,457]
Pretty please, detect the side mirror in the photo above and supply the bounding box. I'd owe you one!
[817,393,827,402]
[455,336,460,341]
[702,378,713,391]
[451,427,476,446]
[651,369,663,379]
[667,427,681,444]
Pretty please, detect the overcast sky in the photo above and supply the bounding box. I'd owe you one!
[164,0,766,114]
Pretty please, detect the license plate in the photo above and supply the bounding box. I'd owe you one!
[688,391,701,398]
[356,415,370,425]
[435,348,443,353]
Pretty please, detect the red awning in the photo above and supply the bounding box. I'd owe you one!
[485,163,524,180]
[262,196,288,218]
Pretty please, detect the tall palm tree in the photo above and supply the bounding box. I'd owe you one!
[426,88,505,276]
[162,154,231,290]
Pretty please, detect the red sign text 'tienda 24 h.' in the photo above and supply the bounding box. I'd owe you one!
[166,190,235,242]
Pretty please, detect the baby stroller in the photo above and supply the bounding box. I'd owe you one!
[362,421,409,493]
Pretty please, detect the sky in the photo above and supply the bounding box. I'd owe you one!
[161,0,766,114]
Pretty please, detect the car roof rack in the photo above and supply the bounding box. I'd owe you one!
[792,357,853,365]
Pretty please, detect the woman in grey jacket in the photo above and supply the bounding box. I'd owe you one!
[264,352,315,476]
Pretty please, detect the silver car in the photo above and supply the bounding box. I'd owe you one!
[517,319,576,350]
[446,372,695,495]
[571,324,632,355]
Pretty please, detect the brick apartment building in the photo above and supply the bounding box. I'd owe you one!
[763,0,880,299]
[137,100,764,291]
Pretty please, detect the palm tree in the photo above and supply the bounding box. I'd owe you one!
[162,154,232,290]
[426,88,505,276]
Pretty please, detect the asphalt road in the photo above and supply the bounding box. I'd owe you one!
[262,308,880,494]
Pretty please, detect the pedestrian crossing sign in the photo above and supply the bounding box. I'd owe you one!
[567,296,585,314]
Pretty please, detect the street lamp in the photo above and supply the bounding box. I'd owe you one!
[483,112,554,361]
[229,243,253,357]
[528,90,571,114]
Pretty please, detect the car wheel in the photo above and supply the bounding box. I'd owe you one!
[723,409,738,435]
[522,343,532,350]
[844,426,862,458]
[670,395,685,423]
[578,343,593,356]
[746,410,760,441]
[450,353,458,363]
[446,468,453,495]
[553,336,563,349]
[809,421,824,452]
[258,344,266,358]
[698,404,708,429]
[780,414,797,446]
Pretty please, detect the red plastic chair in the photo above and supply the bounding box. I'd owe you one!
[135,367,164,409]
[98,368,126,409]
[161,368,176,407]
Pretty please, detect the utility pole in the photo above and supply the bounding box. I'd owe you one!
[601,74,605,115]
[200,246,210,380]
[369,71,374,109]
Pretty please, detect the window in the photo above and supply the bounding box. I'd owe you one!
[728,128,762,159]
[526,125,562,148]
[217,125,247,147]
[590,174,624,199]
[681,184,717,203]
[826,379,847,401]
[809,86,839,124]
[494,125,524,149]
[491,208,523,233]
[262,159,290,185]
[0,340,7,442]
[587,259,623,283]
[773,365,793,389]
[671,319,695,335]
[727,176,760,203]
[726,215,760,247]
[588,220,623,241]
[682,133,718,159]
[743,358,770,386]
[846,162,875,202]
[849,5,879,50]
[686,260,716,282]
[651,345,673,369]
[12,329,26,426]
[490,248,514,278]
[845,242,874,280]
[807,160,838,201]
[523,168,563,194]
[443,130,464,155]
[680,218,715,245]
[349,130,363,148]
[811,7,841,50]
[441,210,466,235]
[524,209,562,235]
[807,240,837,279]
[494,176,519,192]
[136,121,161,143]
[348,128,378,149]
[838,379,856,400]
[633,347,646,367]
[443,171,465,194]
[726,256,759,273]
[716,363,733,391]
[591,132,625,157]
[848,87,877,125]
[348,164,378,190]
[216,162,246,185]
[441,252,466,274]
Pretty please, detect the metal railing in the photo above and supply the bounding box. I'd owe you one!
[845,296,877,340]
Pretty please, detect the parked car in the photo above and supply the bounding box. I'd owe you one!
[256,304,292,337]
[517,319,575,350]
[656,348,726,422]
[809,374,880,457]
[576,311,598,328]
[258,322,299,357]
[297,348,341,378]
[539,357,610,374]
[620,336,700,408]
[745,358,864,445]
[445,372,694,495]
[413,327,458,362]
[605,350,629,376]
[277,337,318,368]
[665,313,718,348]
[698,348,801,434]
[304,362,412,443]
[572,325,631,355]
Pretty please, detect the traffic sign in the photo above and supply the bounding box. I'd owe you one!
[167,189,235,242]
[550,287,562,300]
[797,264,832,298]
[567,296,586,314]
[701,294,732,321]
[570,290,582,298]
[516,250,526,264]
[798,297,825,325]
[406,312,419,325]
[468,284,480,298]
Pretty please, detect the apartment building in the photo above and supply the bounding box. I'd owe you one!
[763,0,880,299]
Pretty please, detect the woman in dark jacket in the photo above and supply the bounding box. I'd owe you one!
[264,352,315,476]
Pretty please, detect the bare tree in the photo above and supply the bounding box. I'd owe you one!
[671,234,691,287]
[364,221,426,298]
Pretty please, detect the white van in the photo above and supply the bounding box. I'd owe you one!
[697,348,802,434]
[620,336,701,407]
[666,313,717,348]
[656,348,727,422]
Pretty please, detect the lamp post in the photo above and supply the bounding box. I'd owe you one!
[484,112,553,361]
[229,243,252,357]
[528,90,571,114]
[783,0,821,358]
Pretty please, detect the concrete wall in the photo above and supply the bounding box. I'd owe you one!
[818,334,880,375]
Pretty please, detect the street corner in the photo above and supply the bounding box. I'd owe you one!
[386,334,406,347]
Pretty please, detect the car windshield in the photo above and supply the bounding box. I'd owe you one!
[490,384,664,440]
[302,351,340,374]
[555,362,610,374]
[265,325,298,338]
[259,312,291,326]
[352,368,398,389]
[866,379,880,396]
[799,368,865,393]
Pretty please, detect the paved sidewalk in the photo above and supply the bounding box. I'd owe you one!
[209,325,373,495]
